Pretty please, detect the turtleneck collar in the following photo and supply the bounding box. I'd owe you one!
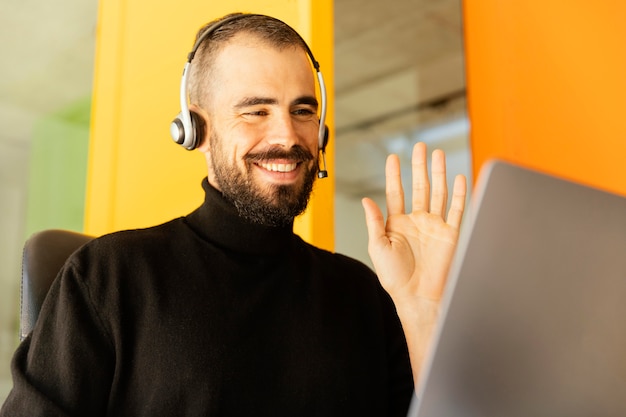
[184,178,296,255]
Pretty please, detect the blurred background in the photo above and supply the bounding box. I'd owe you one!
[0,0,469,400]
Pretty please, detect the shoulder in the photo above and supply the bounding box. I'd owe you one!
[61,217,197,285]
[56,219,195,318]
[296,239,403,328]
[294,237,385,297]
[76,217,188,259]
[298,237,376,276]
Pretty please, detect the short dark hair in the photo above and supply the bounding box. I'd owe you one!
[188,13,310,108]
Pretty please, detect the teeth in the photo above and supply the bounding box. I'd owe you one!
[259,162,297,172]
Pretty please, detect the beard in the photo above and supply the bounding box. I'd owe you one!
[210,132,318,227]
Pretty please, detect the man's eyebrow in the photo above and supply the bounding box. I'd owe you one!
[234,95,318,109]
[234,97,278,108]
[292,96,318,108]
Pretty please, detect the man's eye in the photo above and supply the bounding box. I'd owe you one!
[293,108,315,116]
[246,110,268,116]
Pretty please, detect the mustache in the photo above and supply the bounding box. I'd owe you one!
[245,145,315,164]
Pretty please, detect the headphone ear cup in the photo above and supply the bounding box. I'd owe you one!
[170,113,186,146]
[321,125,329,150]
[170,111,203,150]
[189,110,206,150]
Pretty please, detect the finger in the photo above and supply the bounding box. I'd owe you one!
[362,197,389,254]
[411,142,429,212]
[429,149,448,216]
[385,154,405,216]
[446,174,467,229]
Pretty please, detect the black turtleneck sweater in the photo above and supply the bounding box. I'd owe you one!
[2,179,414,416]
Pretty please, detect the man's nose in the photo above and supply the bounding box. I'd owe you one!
[266,112,298,148]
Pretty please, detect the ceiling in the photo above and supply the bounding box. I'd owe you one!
[0,0,467,194]
[333,0,468,195]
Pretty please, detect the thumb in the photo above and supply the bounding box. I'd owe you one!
[362,197,387,253]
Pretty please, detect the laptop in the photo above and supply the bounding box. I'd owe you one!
[409,160,626,417]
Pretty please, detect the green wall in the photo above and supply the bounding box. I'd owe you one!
[25,97,90,237]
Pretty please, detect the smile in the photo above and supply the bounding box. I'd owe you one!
[257,162,298,173]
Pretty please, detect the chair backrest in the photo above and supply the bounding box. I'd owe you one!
[20,229,94,341]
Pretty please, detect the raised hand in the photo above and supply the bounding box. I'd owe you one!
[362,142,466,388]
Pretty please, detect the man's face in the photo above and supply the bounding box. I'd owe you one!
[201,33,321,226]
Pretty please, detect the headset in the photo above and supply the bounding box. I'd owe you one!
[170,13,330,178]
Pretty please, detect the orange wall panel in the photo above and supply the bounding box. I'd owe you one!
[465,1,626,196]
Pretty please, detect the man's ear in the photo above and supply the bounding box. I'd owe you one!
[189,104,211,152]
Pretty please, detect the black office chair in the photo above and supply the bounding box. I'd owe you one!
[20,229,94,341]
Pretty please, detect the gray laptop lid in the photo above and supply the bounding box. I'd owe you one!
[411,160,626,417]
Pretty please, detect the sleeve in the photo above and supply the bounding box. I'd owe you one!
[0,257,115,417]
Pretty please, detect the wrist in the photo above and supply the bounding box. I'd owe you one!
[391,292,440,326]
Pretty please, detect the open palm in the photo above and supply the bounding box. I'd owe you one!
[362,142,466,386]
[363,143,466,303]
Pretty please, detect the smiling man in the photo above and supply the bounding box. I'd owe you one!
[1,13,466,417]
[192,23,322,227]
